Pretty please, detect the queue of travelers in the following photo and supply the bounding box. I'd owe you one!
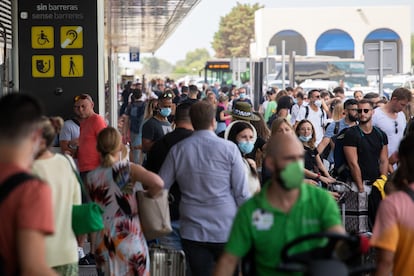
[1,78,414,276]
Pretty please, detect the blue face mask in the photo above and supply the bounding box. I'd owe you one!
[159,107,171,117]
[239,93,246,99]
[238,141,255,155]
[293,98,298,104]
[299,135,312,142]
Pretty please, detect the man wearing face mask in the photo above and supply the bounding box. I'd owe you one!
[317,99,359,166]
[141,91,173,153]
[214,132,344,276]
[295,89,327,146]
[232,86,253,109]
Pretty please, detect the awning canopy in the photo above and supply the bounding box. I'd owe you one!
[316,29,354,52]
[365,28,400,41]
[105,0,201,53]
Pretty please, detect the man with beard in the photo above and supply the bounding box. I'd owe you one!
[317,99,359,166]
[214,132,344,276]
[343,99,389,194]
[372,87,412,173]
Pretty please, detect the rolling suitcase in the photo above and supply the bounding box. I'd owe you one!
[149,245,186,276]
[331,181,369,234]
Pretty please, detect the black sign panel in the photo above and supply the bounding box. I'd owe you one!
[18,0,98,119]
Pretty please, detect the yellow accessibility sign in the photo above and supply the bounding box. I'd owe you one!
[61,55,83,77]
[60,26,83,49]
[32,26,54,49]
[32,55,55,78]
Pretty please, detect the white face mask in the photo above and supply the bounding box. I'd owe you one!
[314,100,322,107]
[299,135,312,142]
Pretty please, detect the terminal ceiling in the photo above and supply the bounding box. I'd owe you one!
[105,0,201,53]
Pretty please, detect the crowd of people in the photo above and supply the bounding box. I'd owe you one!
[1,76,414,275]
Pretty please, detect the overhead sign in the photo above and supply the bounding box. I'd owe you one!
[130,47,140,62]
[18,0,99,120]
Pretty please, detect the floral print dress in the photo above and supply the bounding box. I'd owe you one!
[85,161,149,276]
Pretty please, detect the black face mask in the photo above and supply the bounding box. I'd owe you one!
[348,114,358,122]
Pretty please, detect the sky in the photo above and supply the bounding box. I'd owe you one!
[139,0,414,64]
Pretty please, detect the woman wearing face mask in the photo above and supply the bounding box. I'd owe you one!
[295,119,336,187]
[225,121,261,195]
[85,127,164,276]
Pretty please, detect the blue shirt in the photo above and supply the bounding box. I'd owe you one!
[159,130,250,243]
[323,118,352,163]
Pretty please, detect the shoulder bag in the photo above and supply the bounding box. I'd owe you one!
[64,154,104,235]
[136,189,172,240]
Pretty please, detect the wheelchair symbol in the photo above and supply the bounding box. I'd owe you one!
[37,30,50,45]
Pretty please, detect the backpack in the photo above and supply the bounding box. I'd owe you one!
[304,105,325,127]
[319,121,340,161]
[0,173,34,275]
[332,125,384,181]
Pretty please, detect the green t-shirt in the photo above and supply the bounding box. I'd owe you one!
[264,101,277,122]
[225,182,341,276]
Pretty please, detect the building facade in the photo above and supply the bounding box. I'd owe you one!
[252,6,411,73]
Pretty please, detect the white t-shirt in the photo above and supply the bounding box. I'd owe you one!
[296,105,327,146]
[290,103,306,125]
[373,108,406,157]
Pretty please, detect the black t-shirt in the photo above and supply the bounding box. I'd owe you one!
[304,145,319,173]
[343,126,388,182]
[216,105,225,123]
[142,117,172,145]
[145,128,193,221]
[180,97,198,105]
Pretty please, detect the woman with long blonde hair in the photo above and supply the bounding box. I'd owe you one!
[85,127,163,276]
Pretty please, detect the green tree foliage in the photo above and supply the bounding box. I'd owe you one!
[141,57,173,74]
[173,48,211,74]
[212,2,262,58]
[411,34,414,67]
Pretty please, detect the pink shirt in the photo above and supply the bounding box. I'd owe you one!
[371,184,414,276]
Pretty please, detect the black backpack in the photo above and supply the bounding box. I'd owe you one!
[0,173,34,275]
[304,105,325,127]
[332,125,384,181]
[319,121,340,161]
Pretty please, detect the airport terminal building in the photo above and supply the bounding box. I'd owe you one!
[251,6,412,73]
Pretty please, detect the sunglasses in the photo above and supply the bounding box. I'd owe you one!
[395,121,398,134]
[357,108,372,114]
[73,94,91,102]
[161,93,173,99]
